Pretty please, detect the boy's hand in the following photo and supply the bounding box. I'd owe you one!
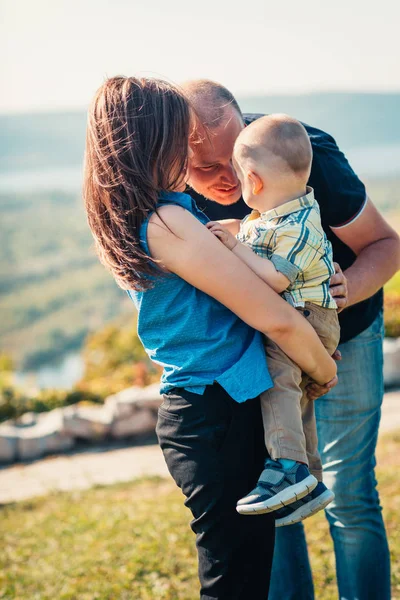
[206,221,238,250]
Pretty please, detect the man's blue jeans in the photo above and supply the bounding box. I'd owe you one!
[269,312,391,600]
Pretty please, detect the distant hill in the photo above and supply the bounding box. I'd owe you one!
[239,92,400,150]
[0,189,130,370]
[0,112,86,173]
[1,92,400,176]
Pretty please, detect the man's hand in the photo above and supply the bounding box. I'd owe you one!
[206,221,238,250]
[330,262,348,312]
[306,349,341,400]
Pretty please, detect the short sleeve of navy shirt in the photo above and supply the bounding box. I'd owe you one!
[188,113,383,344]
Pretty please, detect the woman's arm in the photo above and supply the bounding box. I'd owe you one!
[148,205,336,385]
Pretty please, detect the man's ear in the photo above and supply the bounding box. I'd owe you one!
[248,171,263,195]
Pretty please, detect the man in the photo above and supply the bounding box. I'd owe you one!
[183,79,400,600]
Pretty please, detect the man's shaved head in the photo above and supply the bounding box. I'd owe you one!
[235,114,312,177]
[181,79,243,129]
[183,79,245,205]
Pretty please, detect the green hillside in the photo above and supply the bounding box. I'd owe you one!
[0,191,130,369]
[0,177,398,370]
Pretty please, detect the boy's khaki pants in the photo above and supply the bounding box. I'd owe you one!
[260,302,340,481]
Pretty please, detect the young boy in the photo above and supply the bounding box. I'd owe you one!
[207,114,340,526]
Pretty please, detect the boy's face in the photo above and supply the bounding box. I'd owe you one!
[187,108,244,205]
[232,153,250,206]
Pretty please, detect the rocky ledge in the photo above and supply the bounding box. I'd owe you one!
[0,383,162,464]
[1,338,399,464]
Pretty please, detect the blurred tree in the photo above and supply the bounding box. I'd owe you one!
[76,318,160,396]
[384,293,400,338]
[0,353,13,389]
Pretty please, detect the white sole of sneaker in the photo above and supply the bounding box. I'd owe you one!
[236,474,318,515]
[275,489,335,527]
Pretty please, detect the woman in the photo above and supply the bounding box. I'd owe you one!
[83,76,337,599]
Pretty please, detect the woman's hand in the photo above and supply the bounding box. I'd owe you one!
[306,375,338,401]
[206,221,237,250]
[306,349,342,400]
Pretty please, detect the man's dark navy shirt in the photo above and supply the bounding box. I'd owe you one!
[188,113,383,344]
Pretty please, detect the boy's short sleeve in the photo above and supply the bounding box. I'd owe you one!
[310,134,367,228]
[270,222,323,283]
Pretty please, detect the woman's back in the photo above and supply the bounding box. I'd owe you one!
[128,191,272,402]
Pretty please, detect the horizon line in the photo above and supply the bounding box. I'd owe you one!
[1,88,400,118]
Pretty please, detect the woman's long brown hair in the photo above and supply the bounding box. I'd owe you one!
[83,76,192,290]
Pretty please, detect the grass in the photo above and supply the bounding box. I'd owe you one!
[1,431,400,600]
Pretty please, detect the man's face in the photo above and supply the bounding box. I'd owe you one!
[187,108,244,205]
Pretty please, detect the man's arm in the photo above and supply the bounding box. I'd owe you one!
[309,132,400,310]
[330,198,400,308]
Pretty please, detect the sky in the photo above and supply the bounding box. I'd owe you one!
[1,0,400,113]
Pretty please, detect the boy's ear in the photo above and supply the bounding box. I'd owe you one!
[247,171,263,195]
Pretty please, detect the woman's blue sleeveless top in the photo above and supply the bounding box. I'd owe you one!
[127,191,272,403]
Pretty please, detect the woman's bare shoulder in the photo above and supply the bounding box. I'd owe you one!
[148,204,204,240]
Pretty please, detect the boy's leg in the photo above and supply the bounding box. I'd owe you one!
[156,384,275,600]
[260,339,308,465]
[299,304,340,482]
[234,341,318,515]
[271,306,340,525]
[300,383,323,481]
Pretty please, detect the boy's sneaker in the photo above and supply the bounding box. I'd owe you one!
[274,482,334,527]
[236,458,318,515]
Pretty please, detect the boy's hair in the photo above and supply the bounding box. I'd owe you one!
[181,79,243,128]
[83,76,192,290]
[235,114,312,177]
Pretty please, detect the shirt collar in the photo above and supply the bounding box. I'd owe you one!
[260,186,316,222]
[158,190,195,210]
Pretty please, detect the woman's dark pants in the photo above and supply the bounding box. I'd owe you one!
[156,383,275,600]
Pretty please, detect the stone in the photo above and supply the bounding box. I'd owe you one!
[110,408,157,438]
[17,409,74,461]
[105,383,161,418]
[0,383,163,463]
[383,338,400,387]
[0,424,18,463]
[16,412,37,427]
[62,403,114,441]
